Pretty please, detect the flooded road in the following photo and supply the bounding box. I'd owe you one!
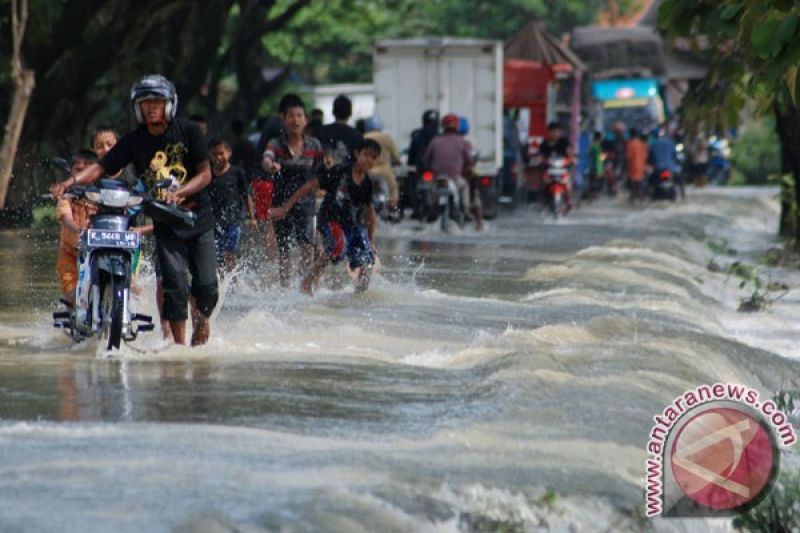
[1,187,799,532]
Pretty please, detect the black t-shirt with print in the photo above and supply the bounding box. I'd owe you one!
[316,122,364,166]
[100,118,211,237]
[208,165,249,227]
[317,164,373,229]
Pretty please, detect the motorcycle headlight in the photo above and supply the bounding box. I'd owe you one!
[85,191,101,203]
[100,189,131,207]
[126,195,144,207]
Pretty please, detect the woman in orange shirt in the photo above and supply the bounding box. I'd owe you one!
[626,128,649,204]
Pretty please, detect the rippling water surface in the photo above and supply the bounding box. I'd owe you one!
[1,187,798,532]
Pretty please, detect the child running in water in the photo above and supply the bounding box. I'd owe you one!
[269,138,380,294]
[207,137,255,273]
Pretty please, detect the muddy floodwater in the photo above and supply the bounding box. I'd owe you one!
[1,187,799,532]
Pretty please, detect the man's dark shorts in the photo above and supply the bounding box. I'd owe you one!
[274,203,314,250]
[214,224,242,264]
[320,221,373,270]
[156,227,218,321]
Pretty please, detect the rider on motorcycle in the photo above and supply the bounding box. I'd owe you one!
[422,113,474,223]
[458,116,483,230]
[648,125,684,200]
[407,110,439,213]
[408,110,439,172]
[363,116,402,218]
[538,121,574,211]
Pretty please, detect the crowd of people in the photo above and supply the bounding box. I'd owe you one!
[581,121,685,204]
[504,112,727,209]
[49,75,389,348]
[47,73,720,349]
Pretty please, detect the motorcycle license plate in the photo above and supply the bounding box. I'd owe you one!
[86,229,139,249]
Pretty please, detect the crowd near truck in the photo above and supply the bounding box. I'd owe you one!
[373,38,504,217]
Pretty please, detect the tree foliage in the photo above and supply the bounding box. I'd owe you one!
[659,0,800,244]
[0,0,635,207]
[658,0,800,128]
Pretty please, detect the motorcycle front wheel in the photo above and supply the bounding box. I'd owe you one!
[552,192,563,220]
[99,276,125,350]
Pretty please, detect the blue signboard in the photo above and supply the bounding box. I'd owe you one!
[592,78,659,101]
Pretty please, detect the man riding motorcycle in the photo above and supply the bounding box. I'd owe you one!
[648,126,684,200]
[538,121,574,213]
[407,110,439,216]
[422,113,474,225]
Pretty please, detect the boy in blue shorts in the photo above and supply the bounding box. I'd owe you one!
[269,138,380,294]
[207,137,256,273]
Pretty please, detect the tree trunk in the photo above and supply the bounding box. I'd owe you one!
[774,102,800,245]
[0,0,35,211]
[0,69,35,209]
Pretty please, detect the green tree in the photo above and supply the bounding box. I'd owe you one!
[658,0,800,244]
[0,0,311,211]
[400,0,633,40]
[0,0,636,217]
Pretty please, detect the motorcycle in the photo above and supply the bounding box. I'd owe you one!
[708,138,731,185]
[414,171,464,232]
[370,174,401,223]
[543,155,572,219]
[51,168,195,350]
[652,168,678,201]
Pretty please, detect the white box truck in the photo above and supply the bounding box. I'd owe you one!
[373,38,503,217]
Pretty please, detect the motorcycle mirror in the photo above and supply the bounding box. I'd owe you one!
[50,157,71,174]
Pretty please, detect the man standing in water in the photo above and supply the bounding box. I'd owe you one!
[261,93,324,288]
[50,75,218,346]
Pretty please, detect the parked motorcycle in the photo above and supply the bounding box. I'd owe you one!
[51,168,194,350]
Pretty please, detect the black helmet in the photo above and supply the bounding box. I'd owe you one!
[422,109,439,128]
[130,74,178,124]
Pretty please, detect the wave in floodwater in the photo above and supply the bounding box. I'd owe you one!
[0,187,799,532]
